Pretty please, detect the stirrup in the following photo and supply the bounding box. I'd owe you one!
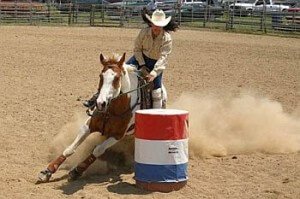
[83,100,95,108]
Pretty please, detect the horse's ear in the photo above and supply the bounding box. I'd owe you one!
[100,53,106,65]
[118,53,126,67]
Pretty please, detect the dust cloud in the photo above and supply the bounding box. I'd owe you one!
[170,93,300,157]
[48,93,300,169]
[48,112,109,175]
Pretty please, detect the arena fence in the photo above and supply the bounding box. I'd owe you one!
[0,1,299,36]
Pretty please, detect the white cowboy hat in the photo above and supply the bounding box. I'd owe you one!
[145,9,171,27]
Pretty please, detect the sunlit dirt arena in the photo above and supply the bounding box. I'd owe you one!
[0,26,299,198]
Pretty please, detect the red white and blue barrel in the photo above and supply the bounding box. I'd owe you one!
[134,109,189,192]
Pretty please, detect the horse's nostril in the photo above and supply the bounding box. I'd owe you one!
[101,102,106,108]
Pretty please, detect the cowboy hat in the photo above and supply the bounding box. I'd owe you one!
[145,9,172,27]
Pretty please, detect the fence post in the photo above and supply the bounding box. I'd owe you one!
[68,2,72,25]
[261,4,266,33]
[101,3,104,23]
[90,4,95,26]
[191,3,194,23]
[225,5,229,30]
[292,10,296,32]
[120,6,124,27]
[177,2,181,26]
[14,0,17,21]
[47,1,50,23]
[203,0,208,28]
[230,1,235,30]
[0,0,2,24]
[74,4,78,23]
[29,0,32,25]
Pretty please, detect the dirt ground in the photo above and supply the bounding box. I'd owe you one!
[0,26,299,199]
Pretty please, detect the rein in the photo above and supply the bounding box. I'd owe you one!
[86,71,149,118]
[110,70,148,101]
[86,72,149,135]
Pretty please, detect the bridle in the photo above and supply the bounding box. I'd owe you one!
[85,70,150,134]
[86,70,149,118]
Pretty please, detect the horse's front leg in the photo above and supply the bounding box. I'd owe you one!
[38,118,91,183]
[68,137,118,181]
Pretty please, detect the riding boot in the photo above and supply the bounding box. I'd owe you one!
[152,88,163,109]
[83,92,99,108]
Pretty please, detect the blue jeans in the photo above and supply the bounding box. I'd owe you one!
[126,55,162,89]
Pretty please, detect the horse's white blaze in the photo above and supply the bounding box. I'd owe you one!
[97,69,120,107]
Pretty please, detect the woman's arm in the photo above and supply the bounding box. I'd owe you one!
[133,29,146,66]
[150,34,172,78]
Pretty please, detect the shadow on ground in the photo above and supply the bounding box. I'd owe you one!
[57,169,151,196]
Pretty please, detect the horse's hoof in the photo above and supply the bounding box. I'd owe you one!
[38,169,52,183]
[68,168,82,181]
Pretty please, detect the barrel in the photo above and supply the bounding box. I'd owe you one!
[134,109,189,192]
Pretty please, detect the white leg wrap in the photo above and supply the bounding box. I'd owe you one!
[63,124,90,157]
[152,88,162,109]
[92,137,118,157]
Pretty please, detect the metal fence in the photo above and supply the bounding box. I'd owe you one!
[0,1,299,36]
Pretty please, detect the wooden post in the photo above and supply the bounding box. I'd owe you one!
[74,4,78,23]
[261,3,266,33]
[203,0,208,28]
[101,3,104,23]
[177,1,181,26]
[292,10,296,32]
[230,0,235,30]
[14,0,17,20]
[90,4,95,26]
[29,0,32,25]
[0,0,2,24]
[120,5,124,27]
[68,2,72,25]
[47,1,50,23]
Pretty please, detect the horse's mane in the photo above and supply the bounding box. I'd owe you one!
[102,53,136,74]
[103,53,122,65]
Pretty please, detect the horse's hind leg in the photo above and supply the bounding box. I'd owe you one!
[68,137,118,181]
[38,118,91,183]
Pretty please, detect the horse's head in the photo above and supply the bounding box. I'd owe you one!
[96,53,127,111]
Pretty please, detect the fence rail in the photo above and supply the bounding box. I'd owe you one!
[0,2,299,36]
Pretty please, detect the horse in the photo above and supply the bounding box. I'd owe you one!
[38,52,167,182]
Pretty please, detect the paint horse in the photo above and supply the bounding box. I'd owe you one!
[38,53,167,182]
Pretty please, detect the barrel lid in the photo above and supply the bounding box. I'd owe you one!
[136,109,188,115]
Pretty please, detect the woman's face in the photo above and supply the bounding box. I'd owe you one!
[151,24,163,37]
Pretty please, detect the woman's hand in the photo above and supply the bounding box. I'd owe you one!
[146,74,155,82]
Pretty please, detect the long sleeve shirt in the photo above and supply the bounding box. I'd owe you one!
[133,27,172,78]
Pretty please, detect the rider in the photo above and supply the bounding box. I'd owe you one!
[83,8,178,109]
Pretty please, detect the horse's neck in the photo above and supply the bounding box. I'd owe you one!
[120,68,131,94]
[109,95,131,115]
[125,67,139,111]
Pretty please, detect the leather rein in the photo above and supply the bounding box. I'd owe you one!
[86,72,149,133]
